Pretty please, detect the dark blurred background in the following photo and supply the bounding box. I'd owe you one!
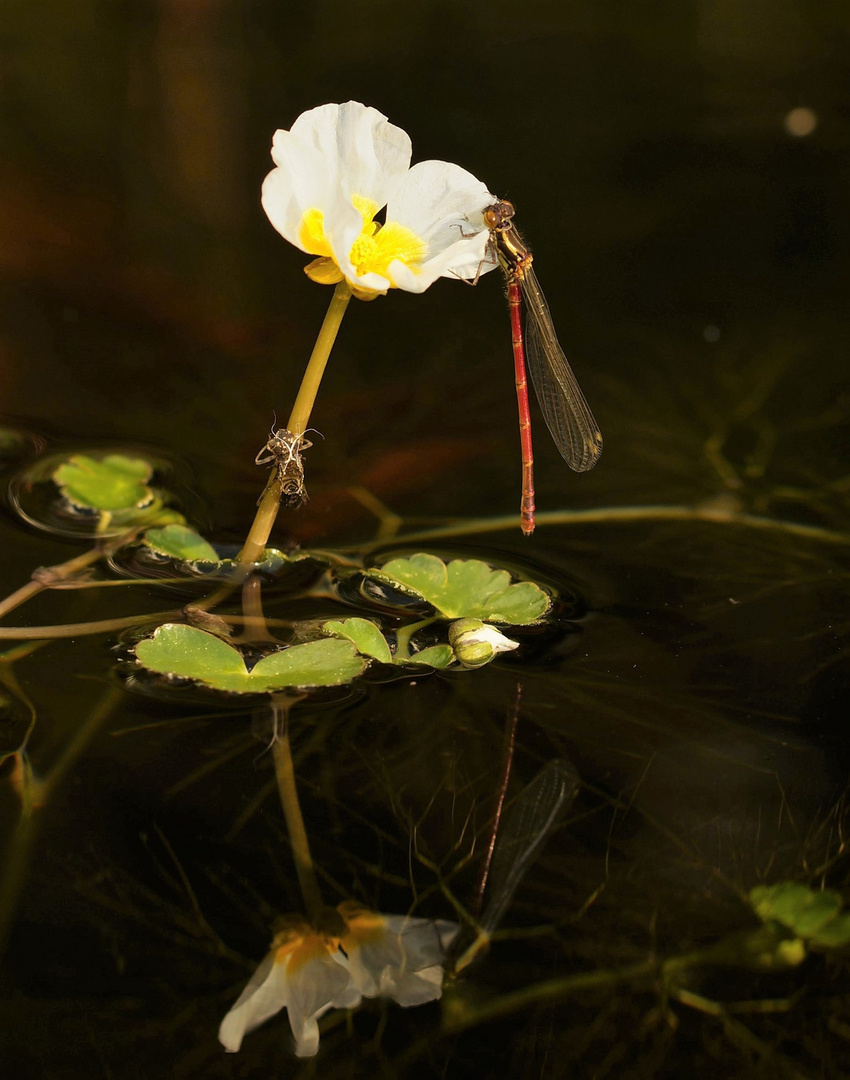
[2,0,847,540]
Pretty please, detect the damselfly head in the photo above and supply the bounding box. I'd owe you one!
[484,200,516,231]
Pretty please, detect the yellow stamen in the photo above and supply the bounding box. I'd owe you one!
[299,196,427,290]
[349,220,426,281]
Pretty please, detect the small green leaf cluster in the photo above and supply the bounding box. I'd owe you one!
[370,553,549,622]
[750,882,850,950]
[133,554,552,695]
[52,453,182,532]
[22,451,556,696]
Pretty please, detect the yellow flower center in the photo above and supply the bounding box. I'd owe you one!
[349,221,426,279]
[299,194,427,288]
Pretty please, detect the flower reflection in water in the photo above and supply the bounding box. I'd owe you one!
[220,902,458,1058]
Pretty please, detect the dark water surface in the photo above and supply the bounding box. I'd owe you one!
[2,3,850,1077]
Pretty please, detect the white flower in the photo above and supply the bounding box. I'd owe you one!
[218,913,357,1058]
[261,101,498,298]
[219,905,459,1058]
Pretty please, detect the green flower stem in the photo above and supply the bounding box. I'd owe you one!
[394,616,439,662]
[238,281,352,566]
[272,721,323,922]
[286,280,352,436]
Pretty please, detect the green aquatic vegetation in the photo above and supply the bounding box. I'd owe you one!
[143,524,221,563]
[750,882,850,949]
[43,451,185,533]
[142,523,303,577]
[368,553,550,623]
[322,617,393,664]
[53,454,156,512]
[407,643,455,668]
[134,623,366,694]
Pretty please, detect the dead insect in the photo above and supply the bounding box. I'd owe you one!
[254,428,313,508]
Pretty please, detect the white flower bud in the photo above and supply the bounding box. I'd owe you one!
[448,618,519,669]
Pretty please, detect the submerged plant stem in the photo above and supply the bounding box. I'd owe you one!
[0,609,182,640]
[272,724,323,922]
[238,281,352,565]
[443,958,656,1033]
[0,683,124,951]
[355,504,850,551]
[0,541,124,621]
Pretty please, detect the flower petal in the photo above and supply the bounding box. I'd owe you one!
[262,102,412,259]
[291,102,412,209]
[388,160,495,244]
[219,952,289,1053]
[384,160,498,291]
[344,913,460,1006]
[386,231,493,293]
[286,949,353,1057]
[261,133,333,253]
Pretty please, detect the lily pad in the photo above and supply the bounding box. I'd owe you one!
[324,618,393,664]
[54,454,155,512]
[370,554,550,623]
[135,623,366,693]
[144,524,220,563]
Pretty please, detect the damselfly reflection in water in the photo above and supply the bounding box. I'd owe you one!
[254,426,315,507]
[481,200,603,535]
[448,757,580,975]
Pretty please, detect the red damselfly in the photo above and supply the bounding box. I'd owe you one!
[483,200,602,535]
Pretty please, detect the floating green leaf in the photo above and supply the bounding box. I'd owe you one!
[54,454,154,511]
[250,639,365,689]
[408,644,455,669]
[144,524,220,562]
[370,554,550,623]
[135,624,366,693]
[324,618,393,664]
